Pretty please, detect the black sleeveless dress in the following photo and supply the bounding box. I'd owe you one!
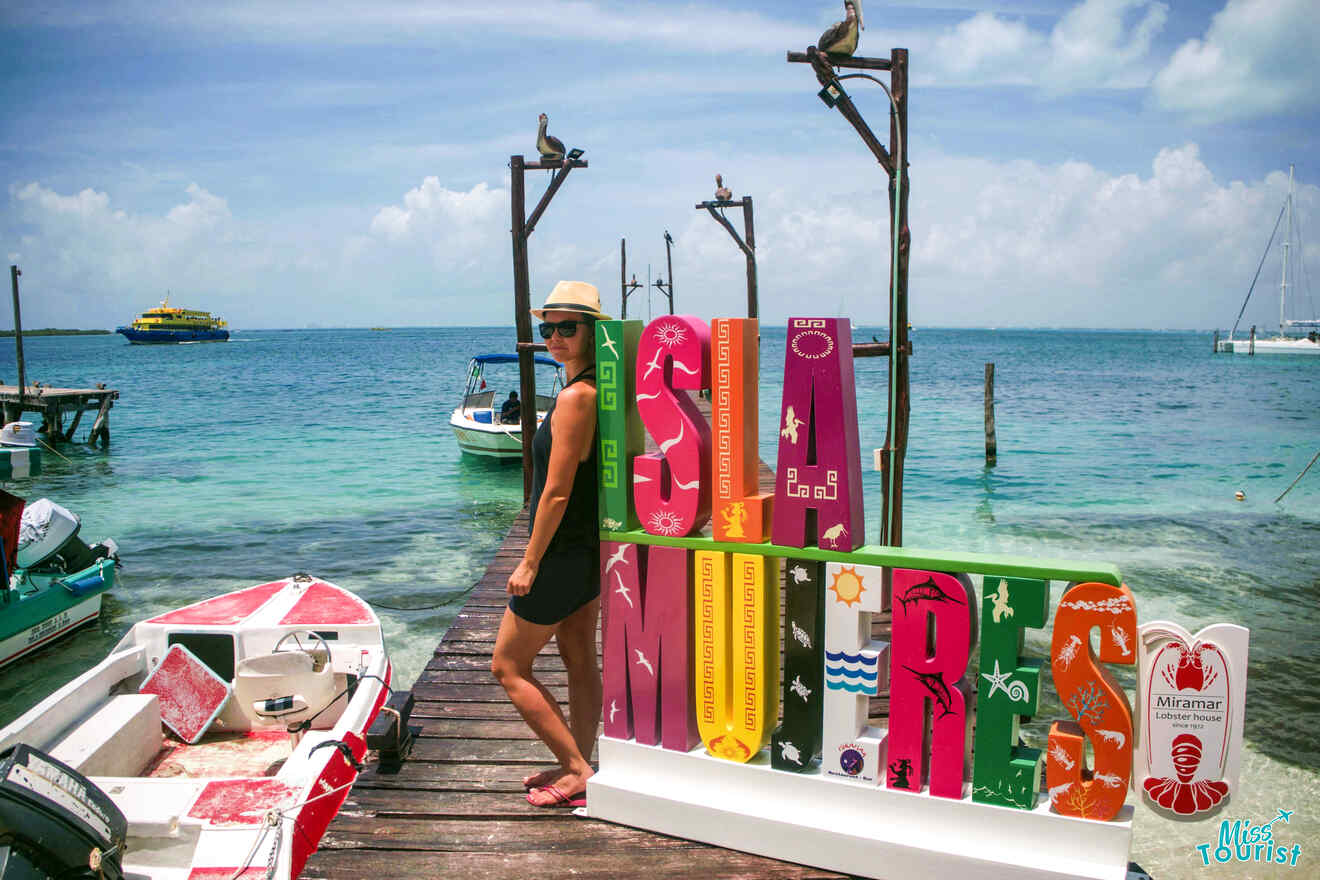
[508,367,600,625]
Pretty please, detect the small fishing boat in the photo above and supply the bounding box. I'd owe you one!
[1,493,120,669]
[1216,165,1320,356]
[449,353,562,459]
[0,573,391,880]
[116,296,229,344]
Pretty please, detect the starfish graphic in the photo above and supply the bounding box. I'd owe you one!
[981,659,1015,700]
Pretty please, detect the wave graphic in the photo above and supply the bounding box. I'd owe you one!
[826,680,878,693]
[826,650,878,665]
[825,665,878,681]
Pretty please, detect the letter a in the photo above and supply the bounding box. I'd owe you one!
[772,318,863,550]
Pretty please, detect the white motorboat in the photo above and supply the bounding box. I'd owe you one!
[449,353,562,459]
[1217,164,1320,356]
[0,574,391,879]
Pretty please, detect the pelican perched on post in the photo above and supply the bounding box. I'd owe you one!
[818,0,864,59]
[536,113,565,161]
[715,174,732,202]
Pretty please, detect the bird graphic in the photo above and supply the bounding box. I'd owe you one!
[604,544,628,573]
[599,324,619,360]
[536,113,565,161]
[781,405,805,444]
[641,346,666,381]
[634,649,654,676]
[818,1,864,60]
[614,570,634,609]
[715,174,732,202]
[609,700,619,725]
[991,579,1014,623]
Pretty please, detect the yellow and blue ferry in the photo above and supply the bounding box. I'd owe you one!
[116,296,229,344]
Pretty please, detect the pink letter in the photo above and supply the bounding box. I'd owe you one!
[886,569,976,798]
[634,316,711,537]
[601,542,699,752]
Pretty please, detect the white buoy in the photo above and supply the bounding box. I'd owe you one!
[1234,490,1246,501]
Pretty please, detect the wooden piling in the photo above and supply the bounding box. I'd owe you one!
[1249,325,1256,356]
[695,197,758,319]
[9,267,26,404]
[984,363,997,465]
[1212,329,1220,353]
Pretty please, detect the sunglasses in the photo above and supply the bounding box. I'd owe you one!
[538,319,589,339]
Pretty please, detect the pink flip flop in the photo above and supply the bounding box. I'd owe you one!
[526,784,586,808]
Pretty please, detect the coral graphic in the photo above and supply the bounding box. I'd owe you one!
[1066,680,1110,726]
[1142,733,1230,816]
[1063,784,1098,819]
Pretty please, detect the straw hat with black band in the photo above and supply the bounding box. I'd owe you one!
[531,280,612,321]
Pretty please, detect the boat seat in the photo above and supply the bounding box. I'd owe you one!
[233,650,337,728]
[50,693,162,778]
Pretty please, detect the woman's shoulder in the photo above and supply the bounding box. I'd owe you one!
[558,379,597,407]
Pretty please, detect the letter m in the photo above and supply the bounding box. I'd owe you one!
[601,542,699,751]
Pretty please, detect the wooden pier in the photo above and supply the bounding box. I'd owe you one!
[0,385,118,445]
[307,419,890,878]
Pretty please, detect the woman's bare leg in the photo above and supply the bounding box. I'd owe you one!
[556,597,602,762]
[492,608,593,799]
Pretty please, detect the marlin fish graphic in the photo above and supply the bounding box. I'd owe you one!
[903,665,957,720]
[896,576,964,616]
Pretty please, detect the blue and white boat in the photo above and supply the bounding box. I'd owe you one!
[448,354,562,459]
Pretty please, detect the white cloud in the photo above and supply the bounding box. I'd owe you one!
[1152,0,1320,123]
[922,0,1169,90]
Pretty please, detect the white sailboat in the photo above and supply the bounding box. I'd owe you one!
[1216,164,1320,355]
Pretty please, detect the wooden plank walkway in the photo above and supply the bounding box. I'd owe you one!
[307,397,888,878]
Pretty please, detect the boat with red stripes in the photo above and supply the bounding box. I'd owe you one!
[0,573,390,880]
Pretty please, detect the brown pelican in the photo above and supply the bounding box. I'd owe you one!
[536,113,565,161]
[818,0,864,59]
[715,174,732,201]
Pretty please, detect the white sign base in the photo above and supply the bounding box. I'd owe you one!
[588,737,1133,880]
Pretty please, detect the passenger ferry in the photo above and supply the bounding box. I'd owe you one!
[116,295,229,344]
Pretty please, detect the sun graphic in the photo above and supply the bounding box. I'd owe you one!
[654,322,688,348]
[647,509,684,536]
[829,566,866,606]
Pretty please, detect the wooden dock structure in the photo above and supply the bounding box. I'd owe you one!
[0,385,118,445]
[307,418,890,879]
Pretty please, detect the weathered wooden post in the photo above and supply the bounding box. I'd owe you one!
[653,231,675,314]
[10,266,26,407]
[786,44,912,545]
[1212,329,1220,353]
[984,363,997,465]
[620,239,642,319]
[1249,324,1256,356]
[695,196,758,319]
[510,149,589,502]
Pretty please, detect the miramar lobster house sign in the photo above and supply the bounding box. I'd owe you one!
[585,316,1250,880]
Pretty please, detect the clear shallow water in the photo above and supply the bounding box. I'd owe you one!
[0,327,1315,879]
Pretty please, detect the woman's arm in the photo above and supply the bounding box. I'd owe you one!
[507,382,598,596]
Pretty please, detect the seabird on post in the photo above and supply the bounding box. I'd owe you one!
[715,174,732,202]
[536,113,566,161]
[817,0,863,59]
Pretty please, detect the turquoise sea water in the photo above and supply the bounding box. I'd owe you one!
[0,327,1315,879]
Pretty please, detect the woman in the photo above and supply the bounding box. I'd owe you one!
[492,280,606,807]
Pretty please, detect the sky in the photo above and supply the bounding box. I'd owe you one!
[2,0,1318,330]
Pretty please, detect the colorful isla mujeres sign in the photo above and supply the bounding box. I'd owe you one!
[587,316,1246,879]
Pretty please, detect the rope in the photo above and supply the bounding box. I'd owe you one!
[369,594,464,612]
[1275,449,1320,503]
[1230,202,1287,338]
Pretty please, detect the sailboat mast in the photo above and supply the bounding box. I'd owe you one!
[1281,164,1293,330]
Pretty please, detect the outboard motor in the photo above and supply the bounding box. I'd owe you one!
[16,500,118,579]
[0,744,127,880]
